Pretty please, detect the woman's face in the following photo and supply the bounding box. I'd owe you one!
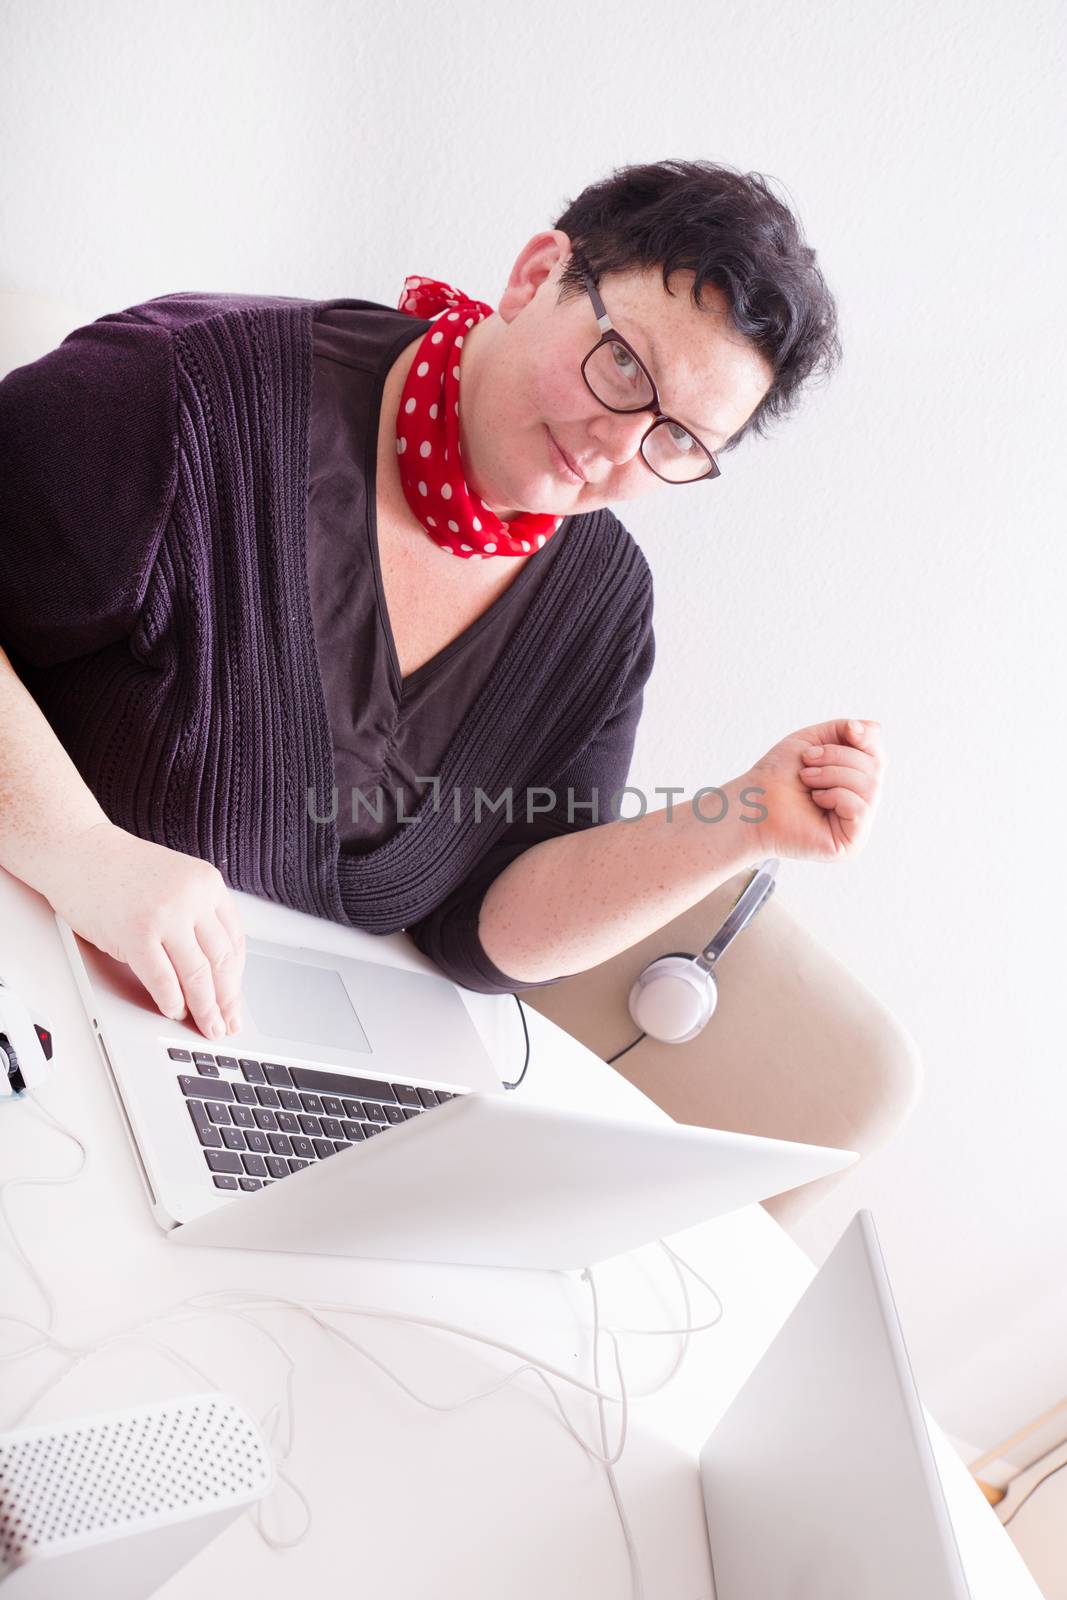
[457,228,775,522]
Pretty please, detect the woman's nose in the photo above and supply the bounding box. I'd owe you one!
[587,411,652,469]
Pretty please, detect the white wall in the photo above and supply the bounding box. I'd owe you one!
[2,0,1065,1476]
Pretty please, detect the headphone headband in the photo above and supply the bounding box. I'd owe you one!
[696,858,779,972]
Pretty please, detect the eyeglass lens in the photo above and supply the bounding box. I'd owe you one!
[583,339,713,483]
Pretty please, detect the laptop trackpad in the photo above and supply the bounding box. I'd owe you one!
[242,953,371,1053]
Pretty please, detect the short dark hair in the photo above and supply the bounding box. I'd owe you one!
[551,158,842,454]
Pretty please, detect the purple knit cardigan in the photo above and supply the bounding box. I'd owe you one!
[0,292,655,991]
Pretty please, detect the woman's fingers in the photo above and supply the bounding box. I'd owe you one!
[125,939,189,1024]
[803,741,879,775]
[162,926,231,1041]
[212,898,247,1029]
[844,720,889,771]
[799,762,879,800]
[195,915,243,1034]
[810,786,869,820]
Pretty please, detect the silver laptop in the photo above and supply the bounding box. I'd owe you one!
[700,1209,972,1598]
[56,916,857,1270]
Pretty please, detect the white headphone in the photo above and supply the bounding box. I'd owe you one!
[626,858,780,1044]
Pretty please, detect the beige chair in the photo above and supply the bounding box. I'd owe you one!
[517,868,924,1233]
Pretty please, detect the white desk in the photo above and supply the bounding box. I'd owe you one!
[0,876,1040,1598]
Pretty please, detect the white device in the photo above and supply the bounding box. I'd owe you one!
[0,1392,272,1598]
[699,1210,973,1598]
[628,858,779,1043]
[55,915,857,1270]
[0,974,53,1102]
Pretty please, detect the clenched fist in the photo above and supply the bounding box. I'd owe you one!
[741,718,888,862]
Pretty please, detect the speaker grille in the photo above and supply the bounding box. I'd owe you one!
[0,1394,272,1565]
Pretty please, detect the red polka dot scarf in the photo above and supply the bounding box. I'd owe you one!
[396,276,564,559]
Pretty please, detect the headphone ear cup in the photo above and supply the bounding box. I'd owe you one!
[627,953,718,1044]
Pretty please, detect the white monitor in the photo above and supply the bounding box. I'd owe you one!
[700,1210,972,1599]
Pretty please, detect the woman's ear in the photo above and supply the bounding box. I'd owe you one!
[497,229,573,322]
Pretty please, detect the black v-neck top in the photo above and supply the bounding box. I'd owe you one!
[307,303,569,854]
[0,290,654,997]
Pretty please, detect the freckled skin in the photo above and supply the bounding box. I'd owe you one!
[449,226,774,523]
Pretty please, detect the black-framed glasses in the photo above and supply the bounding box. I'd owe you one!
[574,253,721,484]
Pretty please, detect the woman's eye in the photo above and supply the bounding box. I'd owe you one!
[611,344,640,380]
[667,422,697,451]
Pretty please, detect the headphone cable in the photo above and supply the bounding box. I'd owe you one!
[607,1032,646,1065]
[500,993,531,1090]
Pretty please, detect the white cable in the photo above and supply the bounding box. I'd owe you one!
[0,1090,89,1332]
[584,1263,644,1600]
[1,1086,727,1591]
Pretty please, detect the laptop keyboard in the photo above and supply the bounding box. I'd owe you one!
[167,1047,467,1193]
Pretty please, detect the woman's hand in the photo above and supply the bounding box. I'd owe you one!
[42,821,246,1040]
[740,718,888,863]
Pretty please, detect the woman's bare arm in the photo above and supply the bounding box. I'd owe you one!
[476,779,761,984]
[0,643,112,885]
[0,643,246,1040]
[477,715,888,985]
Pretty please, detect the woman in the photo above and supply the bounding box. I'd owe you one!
[0,159,886,1042]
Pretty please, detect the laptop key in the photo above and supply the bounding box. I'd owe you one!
[233,1082,258,1105]
[298,1112,323,1137]
[215,1055,238,1069]
[255,1085,281,1108]
[230,1106,255,1128]
[299,1092,324,1115]
[361,1123,382,1138]
[341,1120,365,1141]
[287,1158,310,1173]
[364,1103,387,1124]
[263,1063,295,1088]
[332,1141,350,1155]
[321,1095,345,1116]
[341,1098,364,1119]
[245,1130,270,1155]
[240,1059,266,1084]
[278,1088,302,1111]
[179,1074,234,1101]
[242,1153,269,1176]
[320,1116,343,1139]
[312,1138,335,1159]
[268,1133,294,1157]
[401,1107,421,1120]
[185,1099,212,1131]
[238,1177,262,1191]
[212,1174,239,1190]
[383,1105,405,1125]
[221,1127,246,1151]
[416,1087,439,1107]
[206,1150,242,1174]
[206,1102,232,1125]
[392,1084,422,1108]
[266,1155,290,1179]
[291,1136,315,1160]
[253,1108,278,1131]
[193,1051,216,1066]
[276,1111,300,1134]
[168,1047,192,1063]
[292,1066,398,1103]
